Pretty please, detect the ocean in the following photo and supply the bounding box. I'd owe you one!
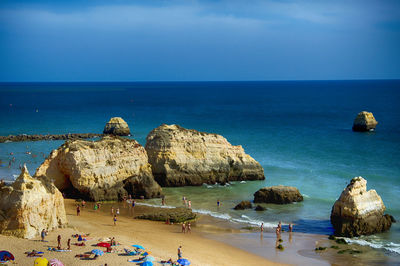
[0,81,399,259]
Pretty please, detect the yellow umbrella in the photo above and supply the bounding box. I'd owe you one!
[34,257,48,266]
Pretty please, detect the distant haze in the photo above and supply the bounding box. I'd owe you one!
[0,0,399,81]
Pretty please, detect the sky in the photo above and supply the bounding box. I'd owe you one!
[0,0,399,81]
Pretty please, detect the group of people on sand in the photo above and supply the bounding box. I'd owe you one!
[181,222,192,234]
[274,221,293,236]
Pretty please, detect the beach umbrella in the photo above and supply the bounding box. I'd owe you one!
[132,244,145,250]
[34,257,48,266]
[91,249,104,256]
[0,251,14,262]
[97,242,111,248]
[177,258,191,265]
[143,256,155,262]
[142,251,151,256]
[139,262,153,266]
[49,258,64,266]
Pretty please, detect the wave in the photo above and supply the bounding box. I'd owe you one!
[345,238,400,255]
[135,202,175,209]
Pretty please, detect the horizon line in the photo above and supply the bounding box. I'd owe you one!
[1,78,400,84]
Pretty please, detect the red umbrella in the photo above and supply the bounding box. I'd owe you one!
[97,242,111,248]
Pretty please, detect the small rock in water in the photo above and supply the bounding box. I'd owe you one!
[254,205,266,211]
[234,201,253,210]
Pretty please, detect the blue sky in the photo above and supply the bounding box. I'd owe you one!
[0,0,399,81]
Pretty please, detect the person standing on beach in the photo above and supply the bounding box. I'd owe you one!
[186,223,191,233]
[111,206,114,216]
[57,235,61,250]
[116,207,120,216]
[260,223,264,233]
[76,205,80,216]
[67,238,71,250]
[178,246,182,259]
[181,223,186,233]
[188,200,191,209]
[41,229,47,242]
[289,223,293,232]
[82,200,86,208]
[113,215,117,226]
[94,203,98,211]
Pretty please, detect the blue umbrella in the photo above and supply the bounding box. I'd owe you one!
[0,251,14,262]
[143,256,155,262]
[132,245,145,250]
[91,249,104,256]
[177,258,191,265]
[142,252,150,256]
[139,262,153,266]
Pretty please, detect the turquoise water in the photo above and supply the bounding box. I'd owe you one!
[0,81,399,256]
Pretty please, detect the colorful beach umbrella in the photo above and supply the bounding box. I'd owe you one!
[97,242,111,248]
[143,256,155,262]
[91,249,104,256]
[132,244,145,250]
[177,258,191,265]
[139,262,153,266]
[142,251,151,256]
[34,257,48,266]
[49,258,64,266]
[0,251,14,262]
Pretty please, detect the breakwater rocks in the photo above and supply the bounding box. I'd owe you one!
[352,111,378,132]
[254,186,303,204]
[0,165,67,239]
[330,177,393,237]
[145,124,265,186]
[0,133,103,143]
[35,136,163,201]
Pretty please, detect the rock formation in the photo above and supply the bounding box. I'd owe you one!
[234,201,253,210]
[35,136,162,201]
[0,133,103,143]
[255,205,266,211]
[330,177,392,237]
[254,186,303,204]
[103,117,130,136]
[0,165,67,239]
[136,207,196,223]
[352,111,378,132]
[145,124,265,186]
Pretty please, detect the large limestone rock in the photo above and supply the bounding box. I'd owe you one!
[145,124,265,186]
[330,177,392,237]
[352,111,378,132]
[103,117,131,136]
[254,186,303,204]
[0,165,67,239]
[35,136,163,201]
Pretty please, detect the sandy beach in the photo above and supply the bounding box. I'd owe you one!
[0,199,283,266]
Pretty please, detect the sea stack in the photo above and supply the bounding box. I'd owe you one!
[103,117,131,136]
[0,165,67,239]
[145,124,265,186]
[254,185,303,204]
[352,111,378,132]
[330,176,392,237]
[35,136,163,201]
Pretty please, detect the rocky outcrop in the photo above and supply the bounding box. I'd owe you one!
[35,136,162,201]
[145,124,265,186]
[0,133,103,143]
[352,111,378,132]
[136,207,196,223]
[255,205,266,211]
[254,186,303,204]
[0,165,67,239]
[234,201,253,210]
[103,117,130,136]
[330,177,392,237]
